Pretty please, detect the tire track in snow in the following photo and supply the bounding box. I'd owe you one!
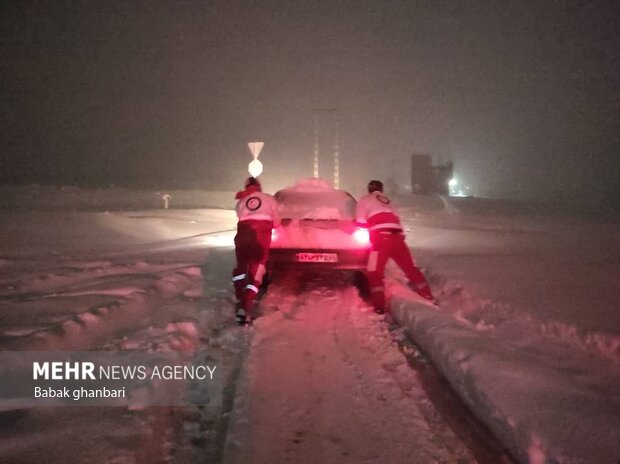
[0,263,197,302]
[1,268,201,352]
[223,273,477,464]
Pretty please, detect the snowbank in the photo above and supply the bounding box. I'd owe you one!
[389,285,620,464]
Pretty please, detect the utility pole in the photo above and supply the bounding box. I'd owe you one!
[313,107,339,187]
[313,113,319,178]
[333,114,340,189]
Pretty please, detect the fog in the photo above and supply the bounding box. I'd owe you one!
[1,1,618,210]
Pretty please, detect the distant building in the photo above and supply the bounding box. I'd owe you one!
[410,154,453,195]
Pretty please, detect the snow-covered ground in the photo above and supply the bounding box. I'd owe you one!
[0,187,617,463]
[395,195,620,360]
[392,195,620,463]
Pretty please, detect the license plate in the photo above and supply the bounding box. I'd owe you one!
[296,252,338,263]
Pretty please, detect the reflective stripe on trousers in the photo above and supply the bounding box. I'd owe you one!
[245,284,259,294]
[232,273,246,282]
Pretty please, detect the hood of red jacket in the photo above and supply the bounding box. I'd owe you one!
[235,185,261,200]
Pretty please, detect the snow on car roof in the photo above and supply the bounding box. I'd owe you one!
[286,178,335,192]
[275,179,356,220]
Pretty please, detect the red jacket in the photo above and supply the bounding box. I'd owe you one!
[235,186,280,226]
[355,191,402,232]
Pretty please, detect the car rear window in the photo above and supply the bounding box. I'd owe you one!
[275,191,356,220]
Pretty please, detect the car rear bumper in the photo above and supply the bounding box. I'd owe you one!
[268,248,370,270]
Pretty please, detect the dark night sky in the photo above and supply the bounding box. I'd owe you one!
[1,1,618,206]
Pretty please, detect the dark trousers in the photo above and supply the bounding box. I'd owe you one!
[367,230,428,310]
[232,221,272,312]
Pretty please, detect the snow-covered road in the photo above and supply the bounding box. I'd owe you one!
[224,272,510,464]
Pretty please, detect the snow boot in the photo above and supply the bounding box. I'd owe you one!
[235,308,248,325]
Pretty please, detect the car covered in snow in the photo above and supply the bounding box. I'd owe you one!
[268,178,371,271]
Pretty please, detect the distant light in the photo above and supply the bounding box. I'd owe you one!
[449,178,458,188]
[249,159,263,177]
[271,228,279,242]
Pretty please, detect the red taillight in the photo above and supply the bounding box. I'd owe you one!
[353,227,369,245]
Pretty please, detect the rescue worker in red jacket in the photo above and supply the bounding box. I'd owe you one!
[356,180,435,314]
[232,177,280,324]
